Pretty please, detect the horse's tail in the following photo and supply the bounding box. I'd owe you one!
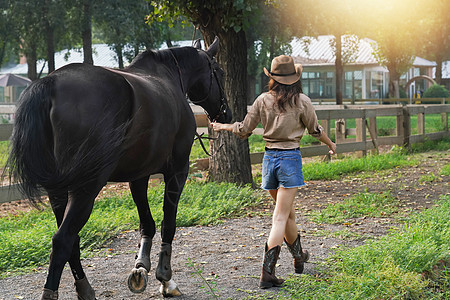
[5,77,57,202]
[6,75,131,204]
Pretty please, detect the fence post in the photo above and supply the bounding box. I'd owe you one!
[442,111,448,132]
[321,118,331,161]
[356,110,367,157]
[335,119,346,143]
[367,117,378,154]
[401,106,411,150]
[417,107,425,140]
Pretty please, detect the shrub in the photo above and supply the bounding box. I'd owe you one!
[423,84,449,98]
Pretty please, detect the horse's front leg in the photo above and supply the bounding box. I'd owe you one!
[127,176,156,294]
[156,167,189,297]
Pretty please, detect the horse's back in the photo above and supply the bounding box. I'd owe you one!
[50,63,133,129]
[106,68,197,180]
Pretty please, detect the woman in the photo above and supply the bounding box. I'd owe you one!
[211,55,336,289]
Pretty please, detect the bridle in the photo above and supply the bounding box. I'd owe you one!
[190,55,228,123]
[169,49,228,156]
[169,49,228,123]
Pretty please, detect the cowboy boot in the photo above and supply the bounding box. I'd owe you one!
[285,233,309,274]
[259,243,284,289]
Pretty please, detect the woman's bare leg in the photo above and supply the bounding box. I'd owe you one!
[267,187,298,249]
[268,189,299,245]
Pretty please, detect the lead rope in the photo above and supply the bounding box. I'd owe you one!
[170,48,221,157]
[194,132,224,157]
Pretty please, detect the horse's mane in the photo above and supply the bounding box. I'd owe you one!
[127,47,200,72]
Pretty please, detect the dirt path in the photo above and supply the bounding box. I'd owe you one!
[0,151,448,300]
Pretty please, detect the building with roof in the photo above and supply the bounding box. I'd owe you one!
[0,40,200,78]
[0,38,443,103]
[0,44,121,77]
[435,61,450,91]
[289,35,436,100]
[0,44,123,103]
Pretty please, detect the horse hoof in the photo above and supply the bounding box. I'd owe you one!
[127,267,148,293]
[41,288,58,300]
[160,279,182,297]
[75,277,96,300]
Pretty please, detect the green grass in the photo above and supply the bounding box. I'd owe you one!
[308,191,399,224]
[0,141,9,167]
[441,163,450,176]
[281,194,450,300]
[303,152,417,181]
[418,173,439,183]
[0,181,263,276]
[410,137,450,153]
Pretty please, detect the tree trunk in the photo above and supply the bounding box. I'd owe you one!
[43,0,55,73]
[269,32,275,61]
[114,45,124,69]
[0,43,6,67]
[46,26,55,73]
[335,35,343,105]
[388,66,401,98]
[435,55,443,85]
[26,47,37,81]
[203,30,253,185]
[82,0,93,65]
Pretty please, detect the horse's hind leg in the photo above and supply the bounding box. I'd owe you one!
[156,163,189,297]
[42,184,102,300]
[127,175,156,294]
[47,191,95,300]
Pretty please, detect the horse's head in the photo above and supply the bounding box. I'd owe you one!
[187,37,232,124]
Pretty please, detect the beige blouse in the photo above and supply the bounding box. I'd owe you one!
[232,92,323,149]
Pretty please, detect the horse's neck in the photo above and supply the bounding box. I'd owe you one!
[127,48,200,94]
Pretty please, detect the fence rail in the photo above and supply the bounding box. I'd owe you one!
[1,103,449,204]
[312,97,449,105]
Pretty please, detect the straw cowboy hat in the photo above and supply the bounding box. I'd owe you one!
[264,55,303,85]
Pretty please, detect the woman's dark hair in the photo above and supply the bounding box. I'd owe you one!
[268,79,303,112]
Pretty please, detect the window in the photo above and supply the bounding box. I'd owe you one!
[368,71,384,99]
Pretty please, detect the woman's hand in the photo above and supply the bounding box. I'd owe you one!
[210,122,224,132]
[328,142,337,155]
[211,122,233,132]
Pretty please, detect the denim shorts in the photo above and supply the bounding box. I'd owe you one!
[261,148,305,190]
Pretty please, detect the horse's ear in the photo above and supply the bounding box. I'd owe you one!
[205,36,219,58]
[193,39,202,49]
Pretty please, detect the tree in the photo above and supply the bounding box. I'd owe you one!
[284,0,362,104]
[246,1,295,100]
[65,0,94,64]
[41,0,67,73]
[0,1,15,66]
[8,0,46,80]
[148,1,273,185]
[419,0,450,85]
[95,0,149,68]
[360,0,420,98]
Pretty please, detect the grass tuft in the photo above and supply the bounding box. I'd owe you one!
[308,191,399,224]
[282,195,450,300]
[303,153,417,181]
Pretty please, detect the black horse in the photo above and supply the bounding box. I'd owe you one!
[6,37,231,299]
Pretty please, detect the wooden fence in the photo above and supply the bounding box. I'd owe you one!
[312,97,449,105]
[1,103,449,203]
